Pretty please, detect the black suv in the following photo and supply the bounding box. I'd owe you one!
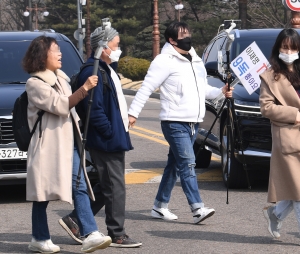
[194,28,287,188]
[0,30,97,185]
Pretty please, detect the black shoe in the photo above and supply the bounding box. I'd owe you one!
[58,215,83,244]
[110,234,142,248]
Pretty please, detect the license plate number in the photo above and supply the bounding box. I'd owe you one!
[0,148,27,160]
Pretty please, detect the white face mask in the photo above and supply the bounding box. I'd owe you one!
[279,52,299,65]
[105,46,122,62]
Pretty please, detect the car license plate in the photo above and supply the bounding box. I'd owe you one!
[0,148,27,160]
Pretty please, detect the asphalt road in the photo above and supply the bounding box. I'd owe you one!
[0,95,299,253]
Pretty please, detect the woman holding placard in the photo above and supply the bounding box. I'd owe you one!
[260,28,300,239]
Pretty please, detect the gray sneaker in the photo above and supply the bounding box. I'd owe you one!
[263,206,282,239]
[58,215,83,244]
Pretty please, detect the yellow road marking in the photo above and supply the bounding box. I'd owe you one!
[129,126,220,161]
[197,168,223,181]
[132,126,164,137]
[125,169,164,184]
[129,130,169,146]
[211,156,220,161]
[125,168,222,184]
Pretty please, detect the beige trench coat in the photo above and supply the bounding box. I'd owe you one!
[260,69,300,203]
[25,69,94,204]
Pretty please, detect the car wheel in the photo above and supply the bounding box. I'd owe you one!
[193,142,212,168]
[221,120,247,189]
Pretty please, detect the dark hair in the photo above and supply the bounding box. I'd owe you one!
[270,28,300,88]
[164,21,190,43]
[23,36,58,74]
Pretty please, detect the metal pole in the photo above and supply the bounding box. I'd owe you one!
[34,3,38,30]
[77,0,83,58]
[0,1,2,31]
[28,0,32,30]
[291,11,300,28]
[238,0,247,29]
[24,2,48,31]
[86,0,91,59]
[152,0,160,59]
[176,1,182,22]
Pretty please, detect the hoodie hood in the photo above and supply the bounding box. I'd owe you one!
[161,42,202,62]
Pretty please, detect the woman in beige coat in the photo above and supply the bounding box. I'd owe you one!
[260,28,300,240]
[23,36,111,253]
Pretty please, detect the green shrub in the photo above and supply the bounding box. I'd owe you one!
[118,57,150,81]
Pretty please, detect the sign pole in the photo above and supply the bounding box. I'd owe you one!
[282,0,300,28]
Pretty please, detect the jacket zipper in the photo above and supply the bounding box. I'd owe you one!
[191,62,201,122]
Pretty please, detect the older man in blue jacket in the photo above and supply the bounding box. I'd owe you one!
[59,23,142,248]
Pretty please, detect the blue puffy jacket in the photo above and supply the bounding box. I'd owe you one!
[77,54,133,152]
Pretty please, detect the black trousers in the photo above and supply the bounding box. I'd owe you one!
[89,148,126,238]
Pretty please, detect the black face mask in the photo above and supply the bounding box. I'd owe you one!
[175,37,192,51]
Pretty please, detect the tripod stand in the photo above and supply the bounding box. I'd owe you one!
[196,20,251,202]
[196,75,251,203]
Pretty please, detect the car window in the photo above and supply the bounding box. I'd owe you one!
[0,41,30,83]
[0,40,82,83]
[205,35,227,64]
[59,41,83,77]
[202,42,212,64]
[232,37,278,61]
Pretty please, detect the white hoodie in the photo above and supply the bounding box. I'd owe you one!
[128,42,222,123]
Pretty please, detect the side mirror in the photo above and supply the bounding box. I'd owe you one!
[205,61,227,83]
[205,61,219,76]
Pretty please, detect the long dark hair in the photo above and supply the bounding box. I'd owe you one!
[270,28,300,88]
[23,36,58,74]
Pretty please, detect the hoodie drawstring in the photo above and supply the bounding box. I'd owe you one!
[189,122,196,136]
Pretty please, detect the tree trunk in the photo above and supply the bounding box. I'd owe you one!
[239,0,247,29]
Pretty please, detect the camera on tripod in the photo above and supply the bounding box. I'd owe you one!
[210,20,241,102]
[217,20,241,81]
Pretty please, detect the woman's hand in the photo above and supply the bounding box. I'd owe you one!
[128,115,137,128]
[82,75,98,91]
[295,112,300,124]
[222,84,234,98]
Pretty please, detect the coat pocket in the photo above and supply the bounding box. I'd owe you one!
[279,124,300,154]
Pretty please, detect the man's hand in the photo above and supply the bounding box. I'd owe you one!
[222,83,234,98]
[128,115,137,128]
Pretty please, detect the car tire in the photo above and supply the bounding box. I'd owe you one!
[221,119,248,189]
[193,142,212,168]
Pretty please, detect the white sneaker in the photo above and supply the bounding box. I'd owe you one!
[193,207,215,224]
[81,231,112,253]
[151,206,178,221]
[28,238,60,253]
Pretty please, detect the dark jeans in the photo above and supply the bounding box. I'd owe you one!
[32,201,50,240]
[89,149,126,238]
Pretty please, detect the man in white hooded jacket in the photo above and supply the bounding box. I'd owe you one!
[128,21,233,224]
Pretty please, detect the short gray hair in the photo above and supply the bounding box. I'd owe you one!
[90,26,119,52]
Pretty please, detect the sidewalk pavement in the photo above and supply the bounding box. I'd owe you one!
[120,73,160,99]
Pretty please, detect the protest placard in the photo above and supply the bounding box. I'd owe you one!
[230,41,269,95]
